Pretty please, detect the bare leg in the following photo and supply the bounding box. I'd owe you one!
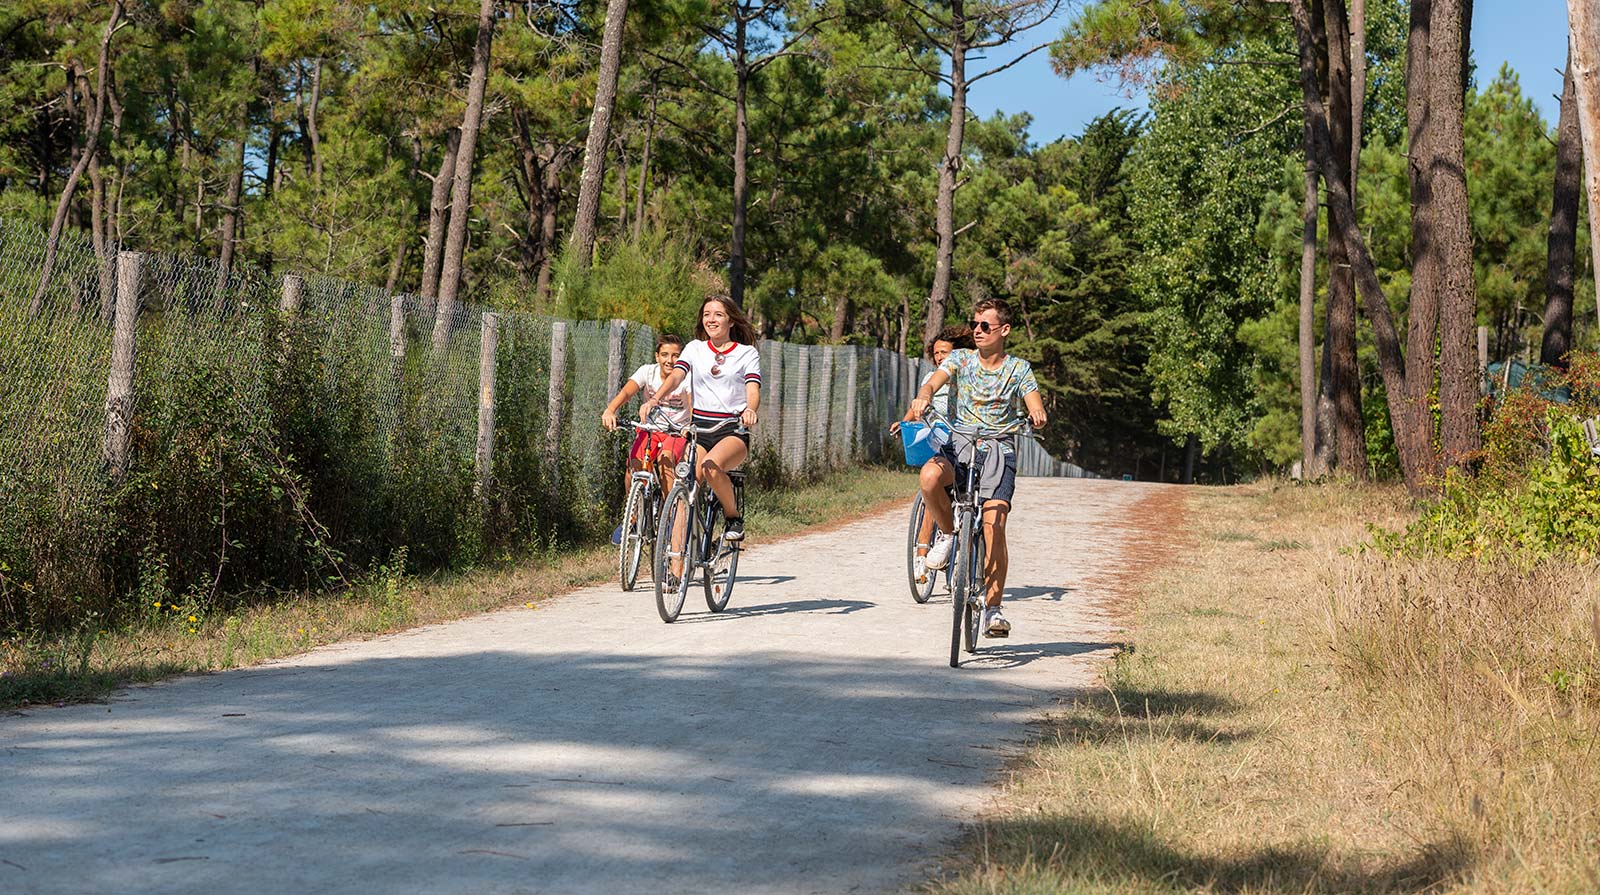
[699,436,749,518]
[919,457,955,532]
[981,500,1009,609]
[916,507,938,554]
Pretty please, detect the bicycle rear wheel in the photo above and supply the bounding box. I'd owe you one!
[619,478,649,592]
[703,507,739,613]
[906,493,937,604]
[654,481,695,623]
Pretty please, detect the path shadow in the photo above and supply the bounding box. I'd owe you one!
[959,640,1121,670]
[1003,585,1076,602]
[671,597,875,623]
[967,812,1473,893]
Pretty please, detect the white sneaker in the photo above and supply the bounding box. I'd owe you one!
[984,608,1011,638]
[914,554,928,584]
[924,532,954,571]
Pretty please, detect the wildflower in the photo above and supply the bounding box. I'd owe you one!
[188,615,197,623]
[153,601,161,608]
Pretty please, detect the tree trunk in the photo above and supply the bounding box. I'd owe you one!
[1429,0,1480,466]
[511,109,543,287]
[420,128,459,303]
[32,0,122,316]
[1400,0,1441,481]
[1298,121,1322,475]
[1324,0,1367,476]
[1349,0,1366,183]
[924,0,967,353]
[218,60,255,289]
[537,144,567,300]
[633,83,657,241]
[1569,0,1600,330]
[730,12,751,306]
[1290,0,1431,492]
[384,235,407,296]
[1544,48,1581,367]
[307,56,324,185]
[830,293,850,343]
[433,0,496,354]
[570,0,629,268]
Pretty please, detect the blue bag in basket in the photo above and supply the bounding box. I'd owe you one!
[899,420,949,467]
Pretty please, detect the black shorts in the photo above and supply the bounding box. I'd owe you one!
[695,422,749,453]
[937,442,1018,506]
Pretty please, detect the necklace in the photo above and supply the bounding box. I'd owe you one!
[709,340,737,376]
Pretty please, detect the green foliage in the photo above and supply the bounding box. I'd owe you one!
[547,229,716,339]
[1373,356,1600,560]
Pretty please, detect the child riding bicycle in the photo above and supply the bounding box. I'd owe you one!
[906,298,1047,638]
[602,334,692,544]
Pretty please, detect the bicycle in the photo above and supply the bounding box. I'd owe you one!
[919,406,1032,668]
[906,492,950,604]
[648,409,747,623]
[616,420,675,592]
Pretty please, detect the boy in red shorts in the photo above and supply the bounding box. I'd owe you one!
[602,334,693,543]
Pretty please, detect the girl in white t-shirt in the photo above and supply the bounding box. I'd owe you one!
[602,335,693,543]
[641,296,761,542]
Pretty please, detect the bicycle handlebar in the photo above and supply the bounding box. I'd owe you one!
[645,405,749,439]
[919,405,1035,441]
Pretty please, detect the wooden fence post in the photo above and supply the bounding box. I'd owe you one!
[475,312,499,495]
[281,273,303,315]
[606,319,626,397]
[843,346,859,462]
[793,346,811,473]
[817,346,835,468]
[389,296,407,364]
[103,250,143,482]
[758,340,782,466]
[545,321,569,489]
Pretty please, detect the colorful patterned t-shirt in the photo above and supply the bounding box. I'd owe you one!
[937,349,1039,430]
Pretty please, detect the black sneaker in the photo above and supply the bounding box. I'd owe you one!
[723,516,745,542]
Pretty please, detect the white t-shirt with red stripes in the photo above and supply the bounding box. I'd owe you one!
[673,339,761,424]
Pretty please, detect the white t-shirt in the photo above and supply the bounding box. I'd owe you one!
[673,339,762,423]
[630,363,693,426]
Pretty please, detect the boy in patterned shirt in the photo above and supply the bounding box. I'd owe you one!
[907,298,1048,638]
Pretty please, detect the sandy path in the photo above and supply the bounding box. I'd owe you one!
[0,478,1178,895]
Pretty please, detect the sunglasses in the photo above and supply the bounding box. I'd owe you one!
[969,319,1001,334]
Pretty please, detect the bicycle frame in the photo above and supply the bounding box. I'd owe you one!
[647,408,745,586]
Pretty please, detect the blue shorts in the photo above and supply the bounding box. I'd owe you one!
[937,442,1017,507]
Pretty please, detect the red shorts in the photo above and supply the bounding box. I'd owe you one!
[629,429,688,465]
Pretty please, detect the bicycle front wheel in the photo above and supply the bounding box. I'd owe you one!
[654,481,695,623]
[949,512,971,668]
[963,529,986,654]
[906,493,937,604]
[619,479,649,592]
[703,508,739,613]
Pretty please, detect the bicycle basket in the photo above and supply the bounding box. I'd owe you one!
[900,421,949,467]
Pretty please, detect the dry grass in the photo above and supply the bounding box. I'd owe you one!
[0,467,919,709]
[927,480,1600,894]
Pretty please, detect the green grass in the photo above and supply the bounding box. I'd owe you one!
[0,466,917,709]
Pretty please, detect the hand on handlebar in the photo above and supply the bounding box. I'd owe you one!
[601,408,619,431]
[1028,407,1048,429]
[907,396,930,422]
[740,407,758,429]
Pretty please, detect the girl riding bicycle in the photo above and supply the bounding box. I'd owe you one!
[601,333,692,544]
[641,295,761,542]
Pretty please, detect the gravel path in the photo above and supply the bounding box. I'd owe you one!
[1,477,1178,895]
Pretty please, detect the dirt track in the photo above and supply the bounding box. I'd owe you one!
[0,477,1181,895]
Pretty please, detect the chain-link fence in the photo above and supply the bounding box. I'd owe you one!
[0,217,1085,630]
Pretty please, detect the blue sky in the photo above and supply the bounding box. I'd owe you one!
[964,2,1574,145]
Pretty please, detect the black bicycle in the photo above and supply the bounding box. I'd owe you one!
[649,410,746,623]
[906,491,950,604]
[920,406,1032,667]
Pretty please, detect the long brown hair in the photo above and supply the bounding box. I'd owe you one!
[695,295,758,345]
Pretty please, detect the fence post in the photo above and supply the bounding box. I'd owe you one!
[389,296,407,364]
[281,273,303,315]
[758,340,782,468]
[476,312,499,496]
[793,347,811,473]
[606,319,626,397]
[545,321,569,489]
[817,346,835,468]
[103,251,143,482]
[843,346,859,462]
[1477,324,1490,395]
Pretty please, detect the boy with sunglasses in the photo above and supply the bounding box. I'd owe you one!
[906,298,1047,638]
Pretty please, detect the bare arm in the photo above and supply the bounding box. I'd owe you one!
[640,367,688,416]
[1023,390,1048,429]
[740,381,760,427]
[907,369,951,421]
[601,380,642,430]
